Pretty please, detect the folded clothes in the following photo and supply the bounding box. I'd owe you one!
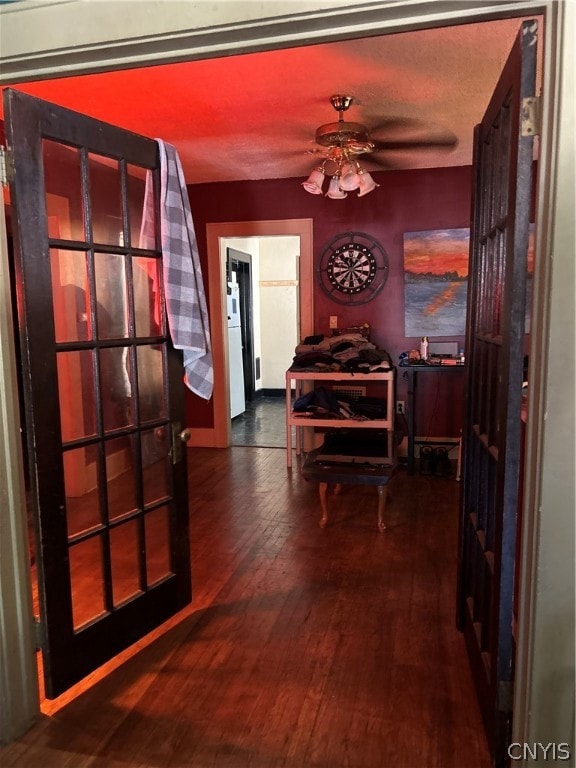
[291,333,391,373]
[289,351,335,368]
[332,346,361,362]
[293,386,342,417]
[295,332,374,355]
[302,334,325,345]
[293,386,389,424]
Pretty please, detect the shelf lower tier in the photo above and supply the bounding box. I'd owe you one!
[289,417,392,429]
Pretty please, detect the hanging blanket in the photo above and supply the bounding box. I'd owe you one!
[144,140,213,399]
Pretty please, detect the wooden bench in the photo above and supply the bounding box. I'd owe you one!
[301,430,397,532]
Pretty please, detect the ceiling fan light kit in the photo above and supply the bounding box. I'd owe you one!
[302,157,379,199]
[302,94,456,199]
[302,95,381,198]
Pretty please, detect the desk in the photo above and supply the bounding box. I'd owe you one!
[404,364,465,475]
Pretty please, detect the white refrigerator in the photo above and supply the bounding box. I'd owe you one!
[227,281,246,418]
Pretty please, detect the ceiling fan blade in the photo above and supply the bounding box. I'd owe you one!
[365,116,429,135]
[357,154,403,171]
[367,114,458,150]
[371,134,458,153]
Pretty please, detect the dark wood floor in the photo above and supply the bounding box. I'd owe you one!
[1,446,491,768]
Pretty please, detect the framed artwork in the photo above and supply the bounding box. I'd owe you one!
[403,228,470,337]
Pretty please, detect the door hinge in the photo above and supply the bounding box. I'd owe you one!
[171,422,182,465]
[521,96,540,137]
[33,617,45,651]
[0,145,15,186]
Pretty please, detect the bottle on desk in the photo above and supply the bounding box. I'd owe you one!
[420,336,429,361]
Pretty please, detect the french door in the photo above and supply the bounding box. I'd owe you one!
[457,20,537,767]
[4,89,192,698]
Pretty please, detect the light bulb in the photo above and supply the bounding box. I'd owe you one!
[339,162,361,191]
[302,167,326,194]
[326,176,347,199]
[357,170,379,197]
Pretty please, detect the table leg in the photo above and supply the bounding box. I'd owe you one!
[286,374,292,468]
[407,368,416,475]
[318,482,329,528]
[377,485,388,532]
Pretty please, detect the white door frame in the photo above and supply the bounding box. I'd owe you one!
[1,0,572,753]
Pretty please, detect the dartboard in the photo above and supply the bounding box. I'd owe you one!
[318,232,389,305]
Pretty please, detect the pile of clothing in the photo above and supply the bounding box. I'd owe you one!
[292,386,388,421]
[289,333,392,373]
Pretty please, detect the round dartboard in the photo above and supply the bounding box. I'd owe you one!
[318,232,389,305]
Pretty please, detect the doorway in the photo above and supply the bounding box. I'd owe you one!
[0,4,570,756]
[206,219,313,449]
[225,236,300,448]
[227,247,255,409]
[227,248,252,421]
[235,258,255,404]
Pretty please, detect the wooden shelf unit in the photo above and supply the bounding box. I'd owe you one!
[285,369,395,468]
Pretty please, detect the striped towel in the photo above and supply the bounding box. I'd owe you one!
[142,140,213,400]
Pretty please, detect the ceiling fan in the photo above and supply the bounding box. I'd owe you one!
[302,95,458,198]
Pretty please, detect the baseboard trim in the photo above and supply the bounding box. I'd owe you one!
[256,388,285,398]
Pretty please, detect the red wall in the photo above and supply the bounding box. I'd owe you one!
[186,165,471,435]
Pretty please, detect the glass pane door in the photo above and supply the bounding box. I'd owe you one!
[5,89,191,698]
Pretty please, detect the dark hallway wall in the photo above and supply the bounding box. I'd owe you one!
[187,164,471,432]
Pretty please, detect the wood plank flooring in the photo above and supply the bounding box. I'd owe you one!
[1,446,491,768]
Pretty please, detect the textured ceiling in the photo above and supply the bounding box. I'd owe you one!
[0,16,540,184]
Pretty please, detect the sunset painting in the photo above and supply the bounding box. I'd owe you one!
[403,228,470,337]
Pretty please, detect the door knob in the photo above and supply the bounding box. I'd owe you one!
[170,422,190,463]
